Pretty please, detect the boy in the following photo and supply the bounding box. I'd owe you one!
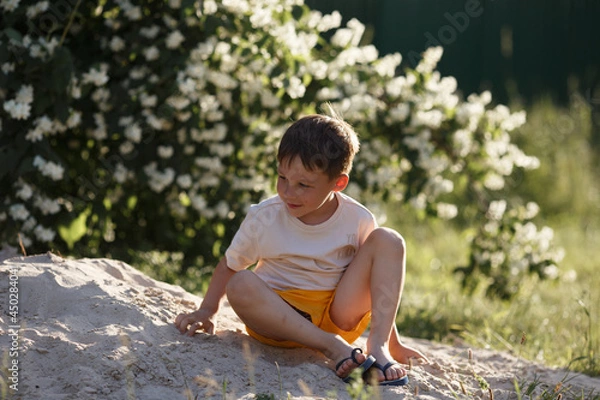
[175,112,427,385]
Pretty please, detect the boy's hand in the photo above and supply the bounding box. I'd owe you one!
[174,309,216,336]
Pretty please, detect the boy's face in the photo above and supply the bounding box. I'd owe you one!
[277,156,348,225]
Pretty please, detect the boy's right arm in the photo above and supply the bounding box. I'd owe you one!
[174,257,236,336]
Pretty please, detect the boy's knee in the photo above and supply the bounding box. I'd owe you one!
[226,270,255,303]
[368,227,405,250]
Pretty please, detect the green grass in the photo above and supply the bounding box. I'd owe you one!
[392,94,600,378]
[395,212,599,377]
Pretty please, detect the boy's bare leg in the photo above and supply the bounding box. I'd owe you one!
[226,270,371,378]
[330,228,427,382]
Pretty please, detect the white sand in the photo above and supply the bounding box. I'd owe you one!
[1,253,599,399]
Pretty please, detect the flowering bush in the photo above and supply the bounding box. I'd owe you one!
[0,0,561,299]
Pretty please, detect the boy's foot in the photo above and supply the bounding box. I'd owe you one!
[334,348,376,383]
[364,361,409,386]
[367,347,409,384]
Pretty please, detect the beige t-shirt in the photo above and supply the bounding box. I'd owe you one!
[225,192,377,291]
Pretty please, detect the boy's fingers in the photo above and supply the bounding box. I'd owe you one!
[205,321,215,335]
[174,313,195,333]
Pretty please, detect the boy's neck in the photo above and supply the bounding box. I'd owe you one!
[297,192,339,225]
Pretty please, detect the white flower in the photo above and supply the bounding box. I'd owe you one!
[15,85,33,104]
[2,62,15,74]
[203,0,218,14]
[453,129,473,157]
[195,156,224,173]
[26,1,49,18]
[331,28,353,48]
[109,36,126,52]
[222,0,249,14]
[207,70,237,90]
[82,66,109,86]
[411,109,445,129]
[487,200,507,221]
[437,203,458,220]
[9,204,30,221]
[210,143,234,158]
[3,99,31,120]
[140,25,161,39]
[316,11,342,32]
[375,53,401,78]
[16,182,33,200]
[542,265,559,280]
[425,176,454,196]
[389,103,410,122]
[176,174,192,189]
[90,113,107,140]
[417,46,443,73]
[25,127,44,142]
[119,141,134,155]
[124,123,142,143]
[124,5,142,20]
[119,116,134,126]
[166,30,185,49]
[168,0,181,8]
[190,193,207,212]
[34,225,56,242]
[249,6,272,28]
[0,0,20,12]
[483,173,505,190]
[33,195,61,215]
[66,111,82,128]
[70,79,82,98]
[286,76,305,99]
[91,87,110,104]
[306,60,328,80]
[113,163,129,183]
[523,202,540,219]
[215,200,230,219]
[143,46,160,61]
[409,193,427,210]
[140,93,157,108]
[143,162,175,193]
[33,155,64,181]
[167,96,190,110]
[347,18,366,46]
[39,37,59,57]
[386,77,407,98]
[157,145,174,159]
[22,217,37,232]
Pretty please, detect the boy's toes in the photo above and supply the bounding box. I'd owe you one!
[385,364,405,381]
[334,348,376,382]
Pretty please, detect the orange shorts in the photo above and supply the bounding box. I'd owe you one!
[245,289,371,348]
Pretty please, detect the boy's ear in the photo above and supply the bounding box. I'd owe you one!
[333,174,349,192]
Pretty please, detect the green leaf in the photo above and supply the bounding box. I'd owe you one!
[54,99,70,123]
[58,207,91,250]
[3,28,23,44]
[50,47,74,94]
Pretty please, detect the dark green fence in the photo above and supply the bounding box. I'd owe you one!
[306,0,600,105]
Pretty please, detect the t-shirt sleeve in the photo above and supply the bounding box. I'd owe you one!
[358,209,378,246]
[225,206,261,271]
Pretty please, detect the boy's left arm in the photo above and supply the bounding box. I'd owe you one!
[174,257,236,336]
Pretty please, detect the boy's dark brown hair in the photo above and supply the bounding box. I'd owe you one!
[277,111,360,180]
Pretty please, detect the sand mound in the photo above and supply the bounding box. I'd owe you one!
[1,253,598,399]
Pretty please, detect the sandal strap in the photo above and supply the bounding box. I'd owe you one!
[379,361,399,373]
[335,348,363,371]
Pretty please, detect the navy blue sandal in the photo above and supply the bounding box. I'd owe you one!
[335,348,376,383]
[369,361,409,386]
